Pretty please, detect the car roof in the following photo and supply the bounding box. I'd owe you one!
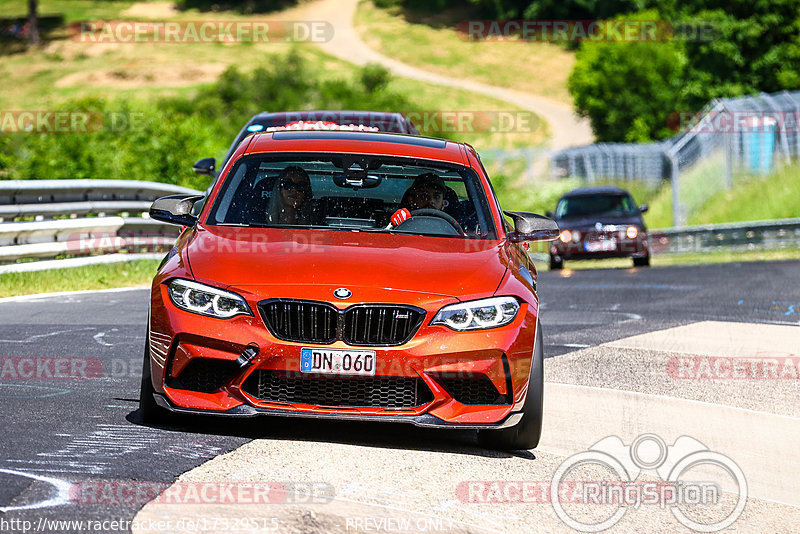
[561,186,631,198]
[242,130,467,165]
[247,110,418,134]
[251,110,410,121]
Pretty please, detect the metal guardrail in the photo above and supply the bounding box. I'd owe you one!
[519,218,800,262]
[0,180,200,273]
[0,180,797,274]
[650,218,800,254]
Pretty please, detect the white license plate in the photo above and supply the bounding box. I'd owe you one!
[300,348,376,376]
[585,238,617,252]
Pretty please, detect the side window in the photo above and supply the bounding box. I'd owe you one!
[212,161,249,223]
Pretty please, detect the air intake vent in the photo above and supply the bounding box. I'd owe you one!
[242,371,433,409]
[167,358,240,393]
[433,373,508,405]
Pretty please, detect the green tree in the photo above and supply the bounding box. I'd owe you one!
[568,11,687,142]
[668,0,800,108]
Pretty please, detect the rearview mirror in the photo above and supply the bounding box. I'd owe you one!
[333,171,382,190]
[192,157,216,177]
[150,194,204,227]
[639,204,649,213]
[503,211,560,242]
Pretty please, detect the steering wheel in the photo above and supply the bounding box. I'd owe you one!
[409,209,466,236]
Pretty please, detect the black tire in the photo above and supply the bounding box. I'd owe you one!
[139,335,172,424]
[633,255,650,267]
[549,255,563,270]
[478,322,544,450]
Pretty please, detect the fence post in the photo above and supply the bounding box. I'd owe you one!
[725,127,734,189]
[667,151,683,227]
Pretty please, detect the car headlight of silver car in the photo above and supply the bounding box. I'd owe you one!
[432,296,521,331]
[166,279,251,319]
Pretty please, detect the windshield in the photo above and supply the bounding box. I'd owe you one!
[555,194,638,218]
[206,154,497,239]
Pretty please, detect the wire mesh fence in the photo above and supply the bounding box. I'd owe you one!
[551,90,800,226]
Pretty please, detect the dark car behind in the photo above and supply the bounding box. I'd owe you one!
[192,111,420,180]
[548,186,650,269]
[189,111,420,215]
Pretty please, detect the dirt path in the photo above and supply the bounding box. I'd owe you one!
[290,0,593,150]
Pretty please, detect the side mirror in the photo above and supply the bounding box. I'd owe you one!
[504,210,560,243]
[639,204,649,213]
[150,194,204,227]
[192,157,216,177]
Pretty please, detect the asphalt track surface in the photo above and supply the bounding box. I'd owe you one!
[0,260,798,533]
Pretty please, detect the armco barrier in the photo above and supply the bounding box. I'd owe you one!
[1,180,797,273]
[0,180,200,273]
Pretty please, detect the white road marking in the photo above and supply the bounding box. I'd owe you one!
[0,286,148,304]
[93,328,119,347]
[0,327,95,343]
[0,468,71,513]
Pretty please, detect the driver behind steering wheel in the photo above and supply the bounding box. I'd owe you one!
[390,173,447,227]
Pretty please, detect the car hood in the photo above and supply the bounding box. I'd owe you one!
[556,214,644,231]
[185,226,509,301]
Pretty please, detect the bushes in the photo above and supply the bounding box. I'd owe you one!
[567,1,800,142]
[567,12,687,142]
[1,50,412,188]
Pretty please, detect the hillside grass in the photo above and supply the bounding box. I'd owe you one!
[0,2,546,152]
[532,248,800,272]
[354,0,575,104]
[0,259,159,297]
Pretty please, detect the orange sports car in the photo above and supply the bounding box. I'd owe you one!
[141,130,558,449]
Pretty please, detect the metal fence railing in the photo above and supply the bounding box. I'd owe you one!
[551,90,800,226]
[0,180,199,274]
[1,180,796,274]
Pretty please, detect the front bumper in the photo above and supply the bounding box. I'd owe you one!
[551,230,649,260]
[148,283,539,427]
[153,393,525,429]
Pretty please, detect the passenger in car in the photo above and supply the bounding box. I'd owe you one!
[267,166,316,225]
[401,173,447,211]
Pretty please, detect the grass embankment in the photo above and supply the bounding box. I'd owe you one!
[494,161,800,231]
[0,1,546,151]
[532,248,800,272]
[0,259,160,298]
[354,0,575,104]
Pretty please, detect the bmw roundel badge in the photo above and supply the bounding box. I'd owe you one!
[334,288,352,300]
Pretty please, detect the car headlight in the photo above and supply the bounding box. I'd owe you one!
[166,279,251,319]
[559,230,572,243]
[432,296,521,331]
[626,226,639,239]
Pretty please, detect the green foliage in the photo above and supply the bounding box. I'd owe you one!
[361,63,392,94]
[1,49,413,189]
[0,259,161,298]
[524,0,645,19]
[568,11,687,142]
[491,174,584,214]
[669,0,800,109]
[175,0,300,14]
[567,0,800,141]
[687,164,800,225]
